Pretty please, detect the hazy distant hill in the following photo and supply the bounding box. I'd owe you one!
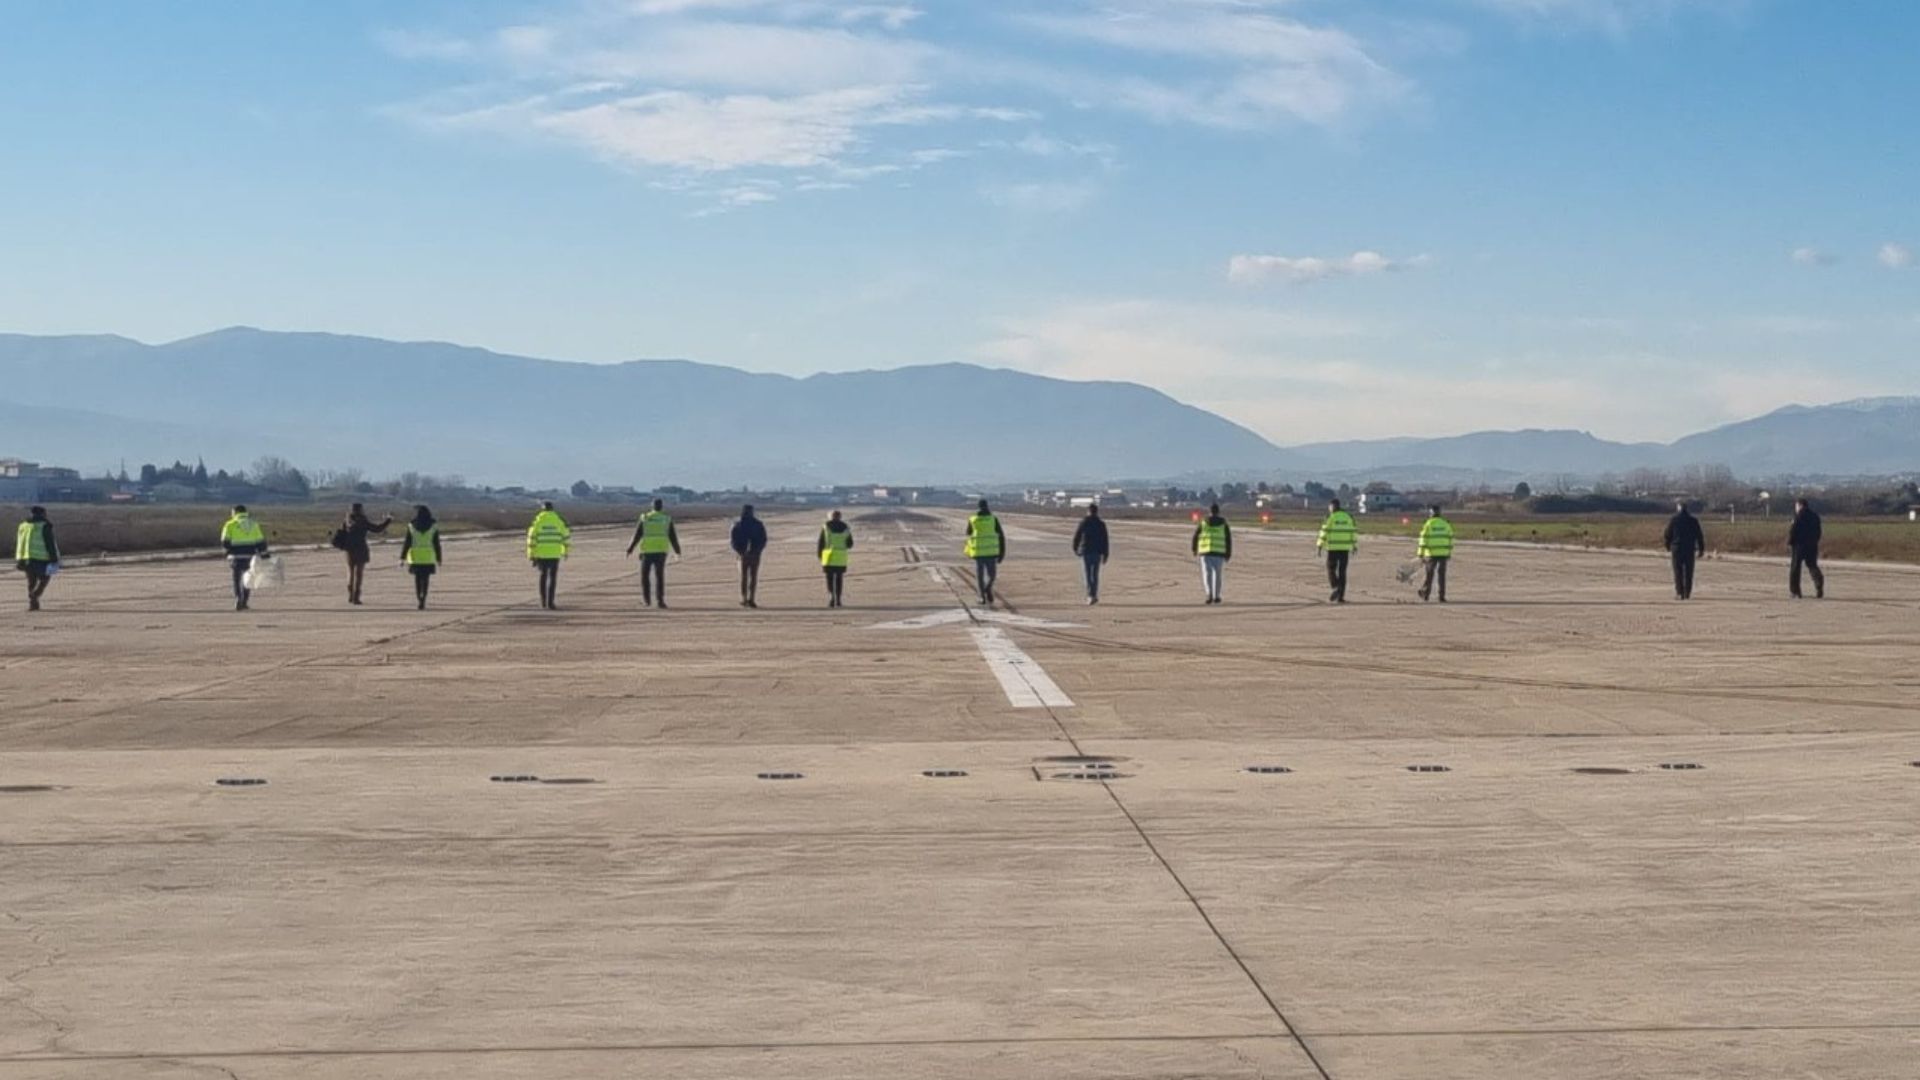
[0,328,1295,487]
[4,328,1915,485]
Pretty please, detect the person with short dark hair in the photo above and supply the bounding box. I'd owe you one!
[336,502,392,606]
[220,505,269,611]
[626,498,682,608]
[1663,499,1706,600]
[731,504,769,608]
[1071,503,1109,605]
[965,499,1006,606]
[14,505,60,612]
[1316,498,1358,603]
[1788,497,1825,599]
[1192,502,1231,604]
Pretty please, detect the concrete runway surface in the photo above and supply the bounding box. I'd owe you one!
[4,509,1918,1079]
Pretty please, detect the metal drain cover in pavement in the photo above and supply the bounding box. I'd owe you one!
[539,778,599,785]
[1658,763,1704,771]
[1572,767,1634,775]
[1406,765,1451,773]
[757,772,804,781]
[1245,765,1293,775]
[0,785,60,793]
[214,778,267,787]
[1050,770,1129,781]
[1038,754,1130,765]
[490,774,539,783]
[921,769,968,778]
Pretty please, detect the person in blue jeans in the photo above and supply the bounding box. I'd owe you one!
[1070,503,1110,605]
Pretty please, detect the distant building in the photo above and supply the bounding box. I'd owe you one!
[1,458,42,478]
[1357,490,1405,513]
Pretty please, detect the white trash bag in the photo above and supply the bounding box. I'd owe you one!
[1394,561,1420,585]
[243,554,287,592]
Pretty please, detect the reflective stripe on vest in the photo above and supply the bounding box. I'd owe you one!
[820,525,851,568]
[1318,512,1357,552]
[1418,518,1454,559]
[1197,521,1228,555]
[405,524,440,566]
[15,521,49,562]
[965,514,1001,559]
[639,511,673,554]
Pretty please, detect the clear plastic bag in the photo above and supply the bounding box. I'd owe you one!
[243,554,286,591]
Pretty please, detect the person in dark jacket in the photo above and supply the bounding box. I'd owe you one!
[730,504,769,608]
[1662,500,1706,600]
[398,505,445,610]
[337,502,392,606]
[1787,497,1825,599]
[816,509,854,608]
[15,505,60,612]
[1191,503,1232,604]
[1071,503,1110,605]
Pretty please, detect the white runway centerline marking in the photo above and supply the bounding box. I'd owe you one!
[970,626,1075,709]
[867,609,1083,631]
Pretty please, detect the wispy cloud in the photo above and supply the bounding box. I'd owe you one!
[1466,0,1747,34]
[1790,246,1837,267]
[1228,250,1428,285]
[1881,243,1914,270]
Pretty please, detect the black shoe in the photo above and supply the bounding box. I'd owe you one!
[748,599,758,609]
[28,598,39,612]
[1329,590,1340,602]
[1418,590,1429,602]
[658,601,669,610]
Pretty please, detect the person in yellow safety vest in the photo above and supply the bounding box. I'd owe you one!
[399,504,445,611]
[963,499,1006,606]
[1316,498,1358,604]
[1191,502,1232,604]
[15,505,61,612]
[220,504,269,611]
[527,501,571,610]
[817,509,854,608]
[1416,504,1455,603]
[625,497,682,608]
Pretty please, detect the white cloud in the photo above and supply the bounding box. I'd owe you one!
[1790,246,1837,267]
[1880,243,1914,270]
[1468,0,1746,33]
[1228,250,1427,285]
[981,180,1100,214]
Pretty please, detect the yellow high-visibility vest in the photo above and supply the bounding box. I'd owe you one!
[15,521,49,562]
[638,511,673,555]
[964,514,1001,559]
[405,524,440,566]
[1197,520,1228,555]
[527,511,571,560]
[221,514,264,547]
[820,525,851,568]
[1417,517,1455,559]
[1317,511,1358,552]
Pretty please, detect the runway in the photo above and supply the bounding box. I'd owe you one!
[4,508,1918,1078]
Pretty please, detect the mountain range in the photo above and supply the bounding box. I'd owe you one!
[1,328,1915,487]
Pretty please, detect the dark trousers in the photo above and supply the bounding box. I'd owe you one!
[739,552,761,601]
[974,557,999,601]
[641,553,667,604]
[1671,552,1696,599]
[21,562,50,604]
[1420,557,1448,601]
[230,557,253,604]
[1082,553,1102,599]
[1325,550,1350,601]
[1790,545,1824,597]
[535,559,559,608]
[410,565,434,605]
[824,567,846,604]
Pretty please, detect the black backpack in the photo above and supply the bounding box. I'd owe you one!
[329,527,350,550]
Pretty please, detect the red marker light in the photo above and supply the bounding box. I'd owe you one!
[1191,510,1202,522]
[1261,512,1272,524]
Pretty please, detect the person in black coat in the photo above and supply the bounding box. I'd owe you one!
[730,504,769,608]
[1787,498,1825,599]
[1662,500,1706,600]
[1070,504,1110,605]
[337,502,392,606]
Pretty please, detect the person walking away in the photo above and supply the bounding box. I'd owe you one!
[527,501,571,610]
[335,502,392,606]
[1417,504,1455,602]
[1192,503,1231,604]
[731,504,769,608]
[818,510,854,608]
[15,505,60,612]
[399,504,444,610]
[220,505,269,611]
[1788,497,1825,599]
[1663,500,1706,600]
[1317,499,1358,603]
[626,498,681,608]
[1071,503,1110,605]
[965,499,1006,606]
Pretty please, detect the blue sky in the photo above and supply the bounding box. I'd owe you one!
[1,0,1915,444]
